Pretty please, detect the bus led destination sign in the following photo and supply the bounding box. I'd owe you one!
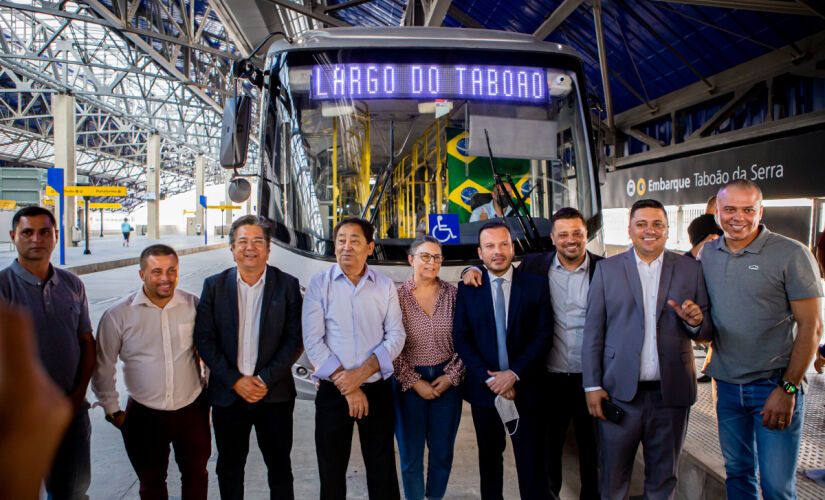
[311,63,548,103]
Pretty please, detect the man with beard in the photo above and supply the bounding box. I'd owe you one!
[0,206,96,500]
[463,208,601,499]
[454,220,554,500]
[92,244,210,499]
[195,215,304,499]
[700,180,822,499]
[583,199,711,499]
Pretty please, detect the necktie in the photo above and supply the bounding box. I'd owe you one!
[494,277,509,370]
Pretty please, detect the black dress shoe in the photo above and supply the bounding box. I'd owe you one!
[697,374,711,383]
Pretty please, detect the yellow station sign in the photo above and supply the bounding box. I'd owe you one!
[207,205,242,210]
[43,198,55,205]
[45,186,59,196]
[64,186,127,196]
[89,202,122,209]
[0,200,17,210]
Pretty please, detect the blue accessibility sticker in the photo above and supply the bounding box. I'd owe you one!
[429,213,460,244]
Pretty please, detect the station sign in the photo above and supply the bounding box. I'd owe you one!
[45,185,59,196]
[0,200,17,210]
[603,129,825,208]
[43,198,55,205]
[207,205,242,210]
[89,202,122,209]
[64,186,127,196]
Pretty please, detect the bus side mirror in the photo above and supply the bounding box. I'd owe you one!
[220,95,251,169]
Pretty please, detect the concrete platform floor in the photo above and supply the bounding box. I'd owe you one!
[61,247,825,499]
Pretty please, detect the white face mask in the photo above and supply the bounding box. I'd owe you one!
[494,395,520,436]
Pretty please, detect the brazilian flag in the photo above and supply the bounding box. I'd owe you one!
[446,127,531,223]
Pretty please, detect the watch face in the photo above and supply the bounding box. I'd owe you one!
[783,383,797,394]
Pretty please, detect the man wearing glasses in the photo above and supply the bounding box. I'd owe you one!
[194,215,304,500]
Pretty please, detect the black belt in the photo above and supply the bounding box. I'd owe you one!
[637,380,661,391]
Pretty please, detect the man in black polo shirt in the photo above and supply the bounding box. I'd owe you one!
[0,206,96,499]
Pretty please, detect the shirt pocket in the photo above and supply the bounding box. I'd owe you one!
[177,322,195,349]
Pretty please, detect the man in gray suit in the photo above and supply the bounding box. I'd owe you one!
[582,199,712,500]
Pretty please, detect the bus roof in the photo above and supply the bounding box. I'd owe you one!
[267,27,581,59]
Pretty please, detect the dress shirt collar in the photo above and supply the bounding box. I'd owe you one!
[236,268,266,288]
[633,248,664,268]
[331,262,375,285]
[130,287,188,310]
[552,252,589,273]
[487,265,514,285]
[11,259,57,286]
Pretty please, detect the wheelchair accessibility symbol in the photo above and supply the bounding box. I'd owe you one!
[429,213,460,244]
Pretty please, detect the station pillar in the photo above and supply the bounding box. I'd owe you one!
[53,94,76,233]
[194,155,205,234]
[146,134,161,240]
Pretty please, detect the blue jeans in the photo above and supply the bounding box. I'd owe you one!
[714,376,804,500]
[46,400,91,500]
[393,362,462,500]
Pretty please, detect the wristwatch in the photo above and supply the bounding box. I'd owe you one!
[780,380,798,395]
[105,410,123,425]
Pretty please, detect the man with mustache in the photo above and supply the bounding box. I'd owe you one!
[195,215,304,499]
[92,244,210,499]
[463,207,602,499]
[453,220,554,499]
[0,205,96,500]
[582,198,712,500]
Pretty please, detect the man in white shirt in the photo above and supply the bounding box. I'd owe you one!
[582,199,712,499]
[92,244,210,499]
[194,215,304,500]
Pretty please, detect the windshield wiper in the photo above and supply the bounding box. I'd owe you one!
[483,129,544,253]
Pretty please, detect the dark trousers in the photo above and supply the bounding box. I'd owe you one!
[46,401,91,500]
[212,397,295,500]
[598,386,689,500]
[471,403,553,500]
[121,392,211,500]
[542,372,599,500]
[315,379,400,500]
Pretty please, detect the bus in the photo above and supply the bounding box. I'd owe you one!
[223,27,604,395]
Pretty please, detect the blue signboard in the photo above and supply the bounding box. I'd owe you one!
[199,195,207,208]
[311,64,548,104]
[429,213,460,244]
[46,168,65,265]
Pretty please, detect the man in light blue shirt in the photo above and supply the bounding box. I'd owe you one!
[121,218,133,247]
[302,217,405,500]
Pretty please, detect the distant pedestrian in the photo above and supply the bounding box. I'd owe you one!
[394,235,464,500]
[0,206,96,499]
[701,179,823,499]
[92,244,210,499]
[122,218,133,247]
[685,214,723,260]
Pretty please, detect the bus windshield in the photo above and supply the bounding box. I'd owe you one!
[259,48,598,263]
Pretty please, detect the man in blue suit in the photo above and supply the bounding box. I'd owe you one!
[582,199,712,500]
[453,220,554,500]
[194,215,304,500]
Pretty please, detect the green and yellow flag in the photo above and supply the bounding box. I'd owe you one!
[446,128,531,223]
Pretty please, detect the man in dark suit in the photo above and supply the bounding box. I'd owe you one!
[194,215,304,500]
[582,199,712,500]
[463,208,602,499]
[453,220,554,500]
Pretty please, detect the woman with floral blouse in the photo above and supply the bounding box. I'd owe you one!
[393,235,465,500]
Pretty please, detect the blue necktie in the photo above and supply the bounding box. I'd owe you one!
[494,277,509,370]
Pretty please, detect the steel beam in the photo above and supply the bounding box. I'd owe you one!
[425,0,453,27]
[533,0,585,40]
[266,0,350,27]
[650,0,815,16]
[593,1,615,134]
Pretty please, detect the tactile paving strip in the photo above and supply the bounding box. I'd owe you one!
[687,357,825,498]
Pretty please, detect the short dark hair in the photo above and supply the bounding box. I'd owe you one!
[718,179,763,200]
[629,199,667,220]
[12,206,57,231]
[477,220,511,243]
[139,244,178,270]
[550,207,586,232]
[333,217,375,244]
[229,215,272,246]
[408,235,441,255]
